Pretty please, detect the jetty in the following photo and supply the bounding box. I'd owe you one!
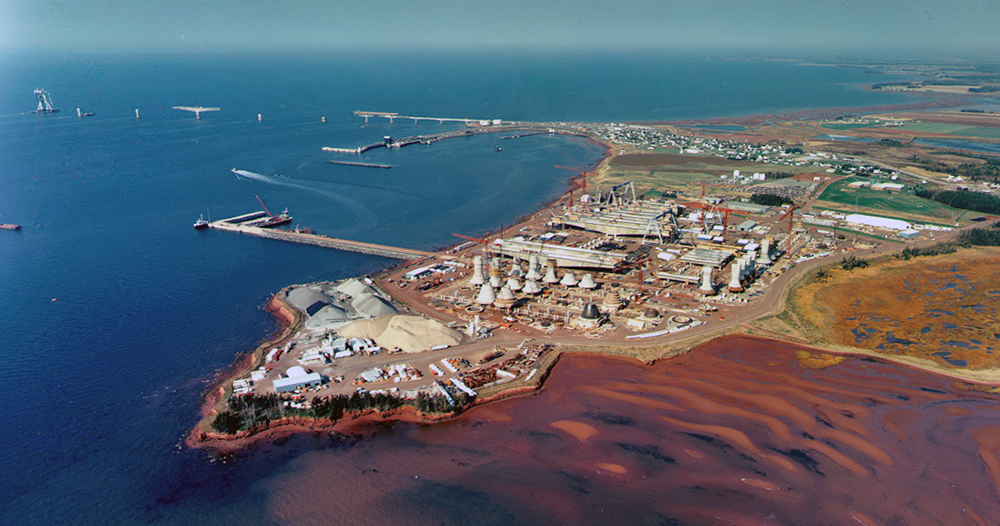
[353,110,501,125]
[209,212,435,260]
[327,161,392,169]
[322,129,477,155]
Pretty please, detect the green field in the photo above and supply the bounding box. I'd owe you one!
[599,154,783,193]
[599,168,717,192]
[899,122,1000,139]
[815,177,969,224]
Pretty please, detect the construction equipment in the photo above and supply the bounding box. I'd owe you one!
[682,202,736,235]
[30,89,58,114]
[452,233,491,246]
[779,205,797,253]
[253,194,292,227]
[596,181,638,207]
[695,180,727,199]
[556,165,589,204]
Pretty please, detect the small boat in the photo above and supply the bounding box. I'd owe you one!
[0,223,21,230]
[494,147,503,152]
[193,215,209,229]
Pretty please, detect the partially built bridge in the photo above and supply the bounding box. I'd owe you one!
[209,212,436,260]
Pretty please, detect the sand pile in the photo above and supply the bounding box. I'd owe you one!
[340,314,462,352]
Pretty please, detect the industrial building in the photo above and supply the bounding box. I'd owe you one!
[845,214,911,231]
[492,237,629,270]
[273,366,323,393]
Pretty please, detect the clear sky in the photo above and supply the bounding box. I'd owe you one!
[1,0,998,56]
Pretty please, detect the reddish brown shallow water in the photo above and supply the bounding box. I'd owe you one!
[261,336,1000,525]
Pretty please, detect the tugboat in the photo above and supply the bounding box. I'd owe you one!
[193,214,209,229]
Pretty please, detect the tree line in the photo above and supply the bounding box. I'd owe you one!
[210,389,465,434]
[842,223,1000,271]
[750,193,795,207]
[915,188,1000,215]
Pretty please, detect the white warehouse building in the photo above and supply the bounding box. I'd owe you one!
[845,213,911,231]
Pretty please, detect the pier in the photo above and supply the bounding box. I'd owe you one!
[210,212,436,260]
[322,128,479,154]
[327,160,392,169]
[354,110,501,125]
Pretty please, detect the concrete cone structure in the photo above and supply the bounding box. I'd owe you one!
[560,271,579,287]
[495,285,516,309]
[543,262,559,284]
[699,265,716,295]
[602,289,622,313]
[579,273,597,290]
[529,253,540,269]
[759,238,773,265]
[522,279,542,294]
[728,264,744,292]
[476,284,496,305]
[470,256,486,286]
[489,265,503,288]
[506,276,522,292]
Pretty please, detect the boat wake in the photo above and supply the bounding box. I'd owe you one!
[231,168,377,225]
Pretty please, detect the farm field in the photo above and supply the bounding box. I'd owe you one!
[901,122,1000,139]
[815,177,969,224]
[599,152,789,193]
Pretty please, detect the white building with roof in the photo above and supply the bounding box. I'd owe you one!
[845,214,910,231]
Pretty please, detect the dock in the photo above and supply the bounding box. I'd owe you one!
[209,212,435,260]
[354,110,501,125]
[327,161,392,169]
[322,129,484,155]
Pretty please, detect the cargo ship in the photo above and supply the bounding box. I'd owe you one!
[254,208,292,228]
[252,194,292,228]
[0,224,22,231]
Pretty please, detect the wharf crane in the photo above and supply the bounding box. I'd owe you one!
[30,88,58,114]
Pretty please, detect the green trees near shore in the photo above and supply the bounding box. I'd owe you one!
[210,388,477,434]
[211,391,409,434]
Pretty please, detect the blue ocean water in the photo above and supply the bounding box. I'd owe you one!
[0,51,920,525]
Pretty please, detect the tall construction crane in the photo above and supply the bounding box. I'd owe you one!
[694,180,730,199]
[779,205,797,254]
[255,193,279,220]
[452,232,495,256]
